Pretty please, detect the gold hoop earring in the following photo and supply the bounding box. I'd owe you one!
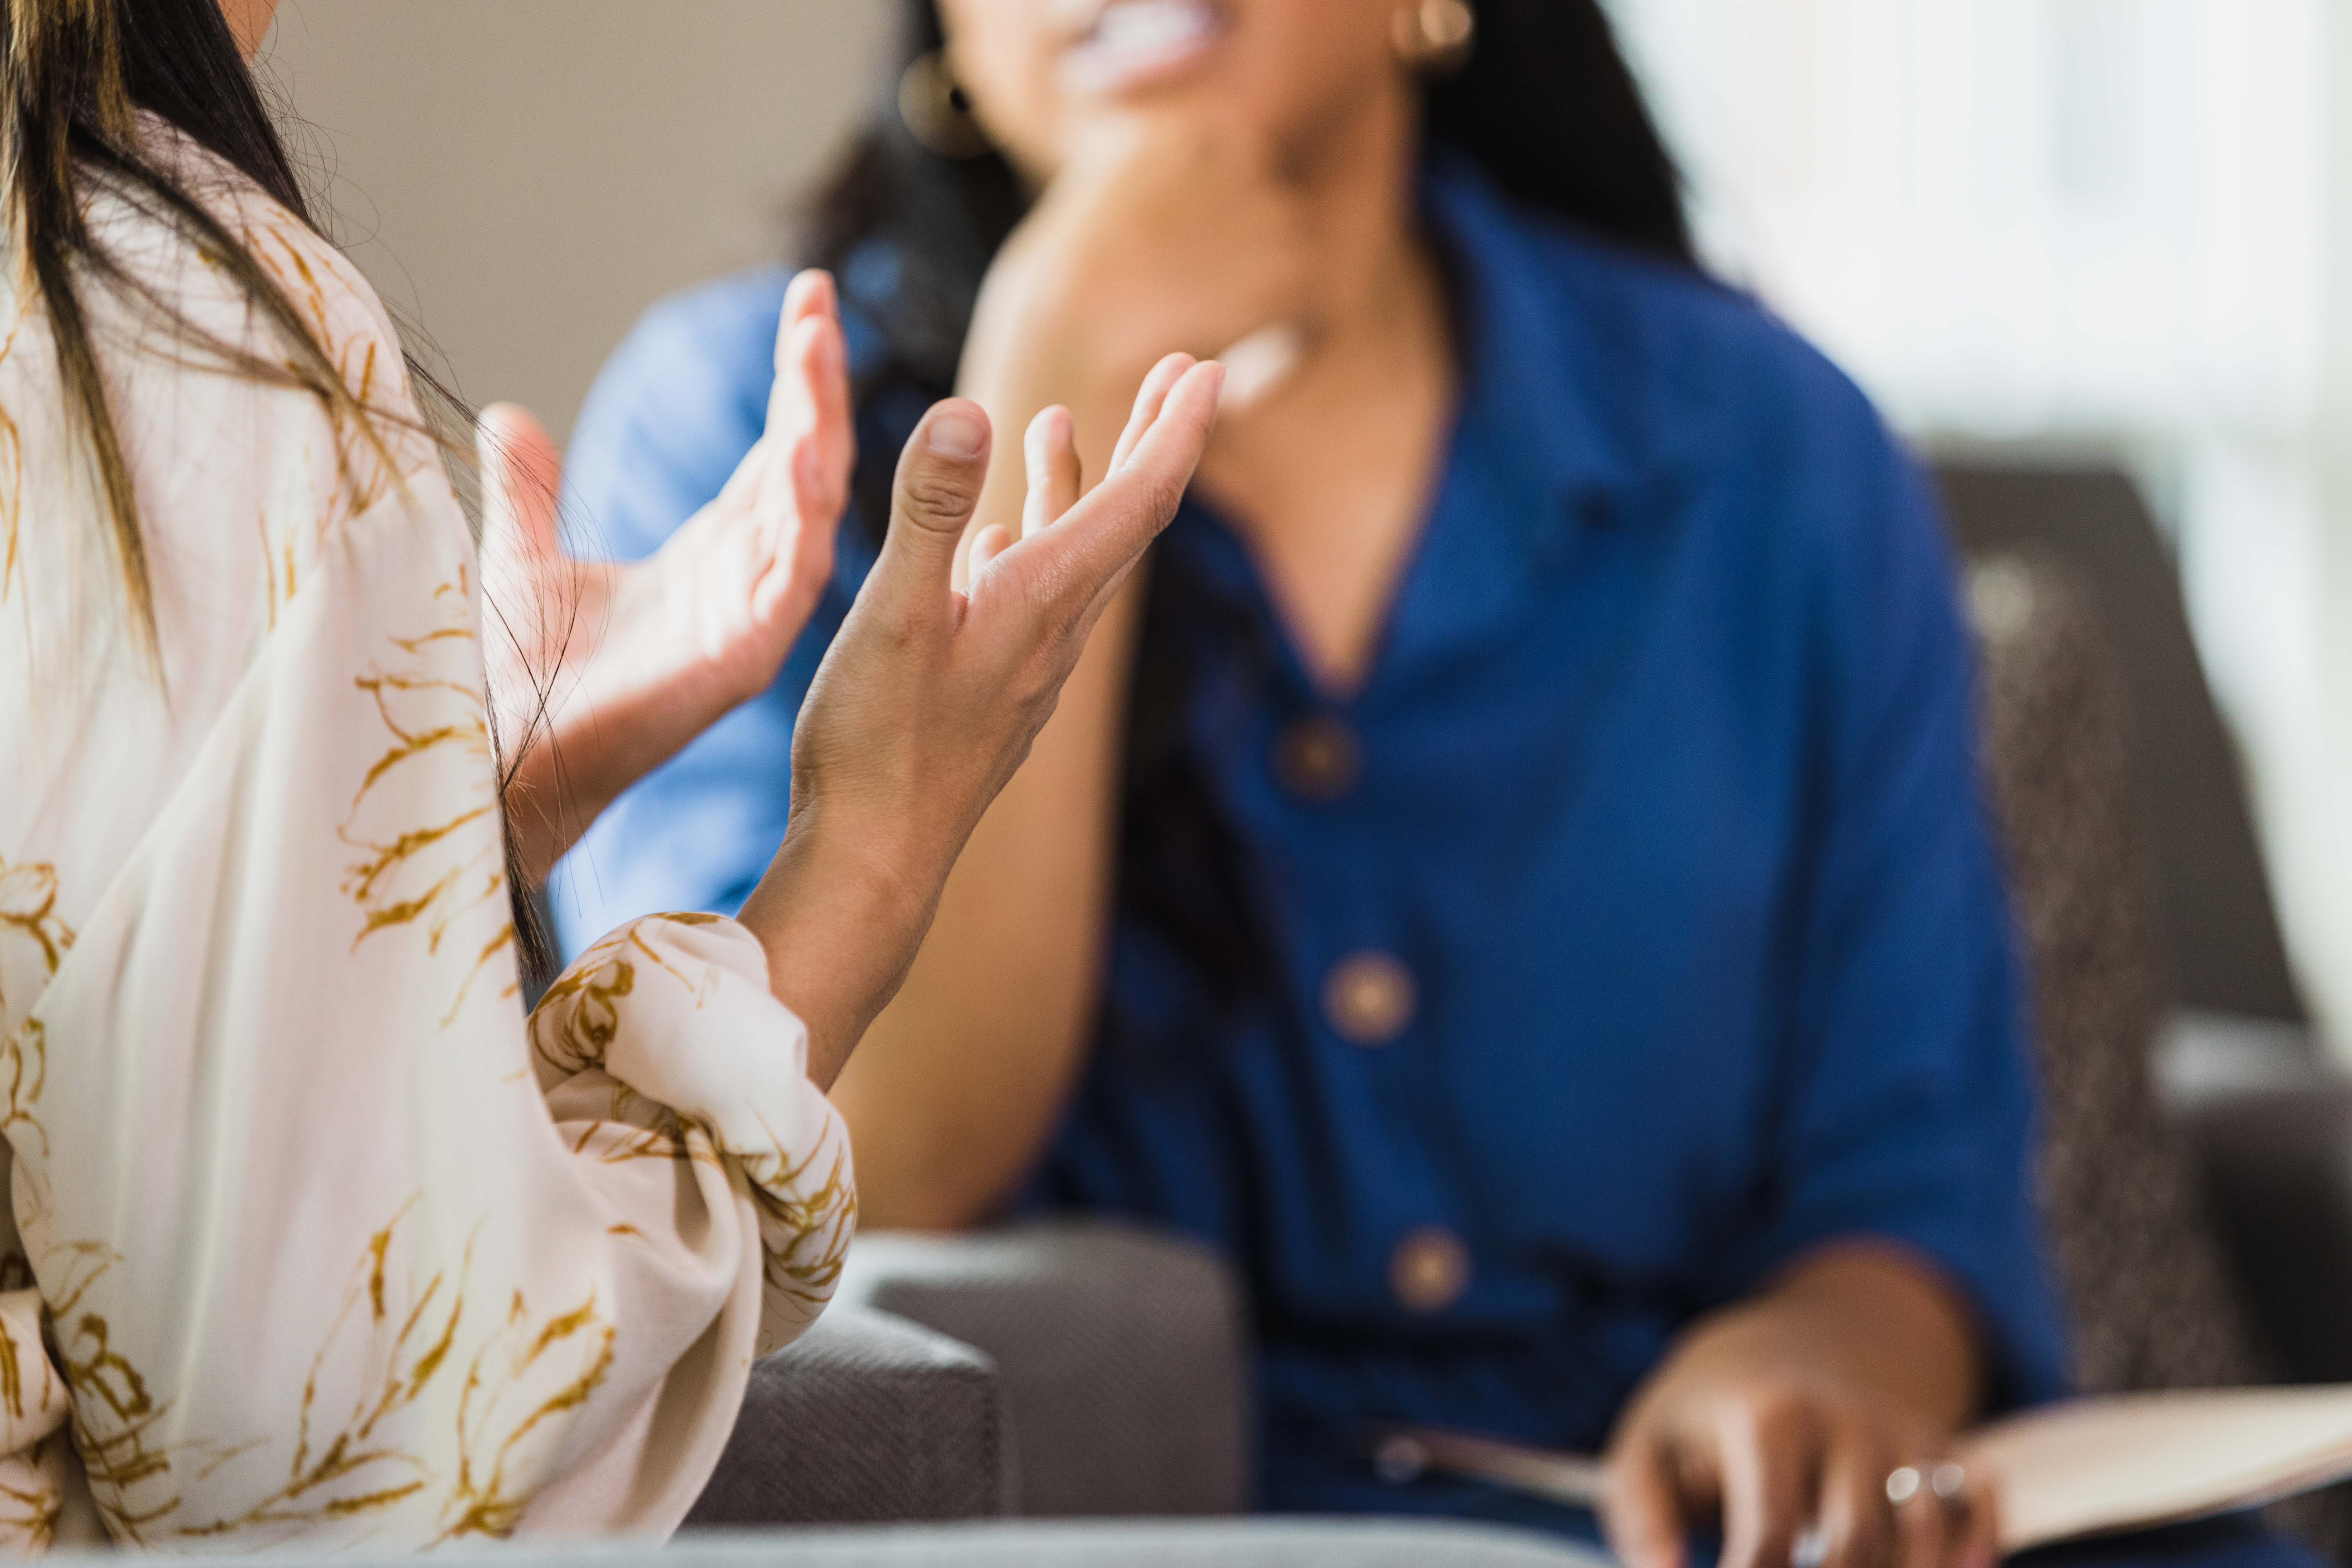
[1391,0,1475,72]
[898,50,989,159]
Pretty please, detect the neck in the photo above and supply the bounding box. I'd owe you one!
[1277,77,1443,374]
[1194,74,1457,544]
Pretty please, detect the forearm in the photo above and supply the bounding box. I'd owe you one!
[829,574,1142,1227]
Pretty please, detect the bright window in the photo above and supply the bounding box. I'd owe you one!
[1602,0,2352,1049]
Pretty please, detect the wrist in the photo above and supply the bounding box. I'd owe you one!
[502,722,628,888]
[737,806,944,1090]
[504,676,737,889]
[559,652,747,796]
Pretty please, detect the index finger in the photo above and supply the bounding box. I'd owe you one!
[1955,1469,1999,1568]
[1603,1436,1691,1568]
[1720,1401,1818,1568]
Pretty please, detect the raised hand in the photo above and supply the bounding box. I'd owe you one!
[736,354,1226,1086]
[481,270,854,885]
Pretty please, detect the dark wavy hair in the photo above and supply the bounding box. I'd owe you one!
[800,0,1692,1025]
[4,0,554,981]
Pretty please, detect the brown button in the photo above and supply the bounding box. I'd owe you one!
[1323,951,1416,1045]
[1274,714,1360,802]
[1390,1227,1471,1313]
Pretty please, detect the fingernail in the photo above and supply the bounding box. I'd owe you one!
[927,410,985,458]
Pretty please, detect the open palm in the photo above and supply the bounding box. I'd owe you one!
[481,270,855,884]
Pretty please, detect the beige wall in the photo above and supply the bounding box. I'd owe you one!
[258,1,895,441]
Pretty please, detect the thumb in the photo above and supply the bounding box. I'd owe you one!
[476,402,564,566]
[874,398,992,599]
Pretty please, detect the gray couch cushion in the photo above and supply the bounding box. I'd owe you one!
[840,1221,1248,1517]
[686,1304,1014,1527]
[677,1519,1602,1566]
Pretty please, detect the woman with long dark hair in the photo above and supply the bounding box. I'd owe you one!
[553,5,2307,1568]
[0,0,1219,1547]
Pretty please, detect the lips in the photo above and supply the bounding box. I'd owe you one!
[1058,0,1230,95]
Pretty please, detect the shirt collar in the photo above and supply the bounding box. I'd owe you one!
[1356,153,1646,692]
[1425,147,1641,532]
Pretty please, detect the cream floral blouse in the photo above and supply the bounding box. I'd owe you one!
[0,126,854,1550]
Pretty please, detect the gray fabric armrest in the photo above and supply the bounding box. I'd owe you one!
[686,1304,1016,1528]
[2162,1012,2352,1385]
[840,1220,1250,1517]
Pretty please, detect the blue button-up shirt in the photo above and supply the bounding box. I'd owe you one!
[553,154,2069,1519]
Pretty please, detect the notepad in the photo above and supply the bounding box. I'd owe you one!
[1376,1386,2352,1554]
[1958,1387,2352,1549]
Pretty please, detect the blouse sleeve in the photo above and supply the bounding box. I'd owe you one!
[14,444,852,1545]
[1714,374,2072,1411]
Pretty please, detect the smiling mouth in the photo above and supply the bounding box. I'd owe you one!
[1059,0,1231,96]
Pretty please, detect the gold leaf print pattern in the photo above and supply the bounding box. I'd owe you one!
[0,1442,63,1555]
[527,941,634,1073]
[748,1138,856,1312]
[0,143,829,1551]
[239,213,438,636]
[0,1288,71,1553]
[337,569,516,1025]
[532,926,721,1169]
[257,510,299,631]
[0,858,72,1024]
[570,1104,702,1169]
[0,312,23,608]
[248,219,399,533]
[531,923,712,1076]
[533,919,858,1314]
[434,1285,614,1544]
[0,1021,46,1169]
[48,1243,187,1540]
[0,1307,51,1429]
[0,858,69,1183]
[50,1205,614,1546]
[171,1203,457,1537]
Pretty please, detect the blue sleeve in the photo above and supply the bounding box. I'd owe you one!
[1724,361,2072,1410]
[545,268,864,959]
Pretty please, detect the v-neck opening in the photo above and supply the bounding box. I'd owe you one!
[1176,212,1480,712]
[1181,391,1472,712]
[1152,149,1642,714]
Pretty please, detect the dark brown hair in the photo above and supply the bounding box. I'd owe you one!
[4,0,555,982]
[3,0,400,650]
